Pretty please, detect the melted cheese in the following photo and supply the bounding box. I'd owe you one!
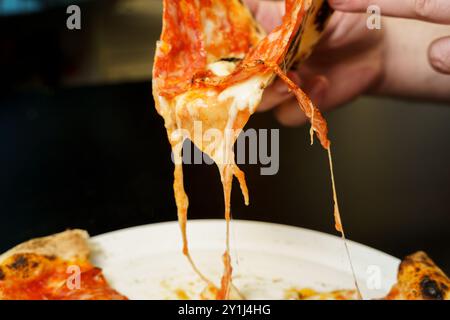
[219,75,270,115]
[208,61,237,77]
[153,0,363,301]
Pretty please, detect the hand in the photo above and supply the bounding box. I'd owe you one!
[330,0,450,74]
[244,0,450,127]
[244,0,385,126]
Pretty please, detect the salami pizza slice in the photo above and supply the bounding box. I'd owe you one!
[153,0,334,299]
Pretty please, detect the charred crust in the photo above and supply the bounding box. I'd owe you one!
[4,254,42,278]
[399,252,434,272]
[0,267,5,280]
[9,255,28,270]
[420,276,444,300]
[314,1,333,33]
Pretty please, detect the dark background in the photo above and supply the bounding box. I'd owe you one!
[1,1,449,272]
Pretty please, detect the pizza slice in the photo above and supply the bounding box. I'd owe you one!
[0,230,127,300]
[386,251,450,300]
[152,0,334,299]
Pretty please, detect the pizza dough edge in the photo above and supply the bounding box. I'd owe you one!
[0,229,90,264]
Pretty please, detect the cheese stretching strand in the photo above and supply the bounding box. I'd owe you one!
[265,62,363,299]
[153,0,362,300]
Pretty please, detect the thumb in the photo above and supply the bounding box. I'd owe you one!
[428,36,450,74]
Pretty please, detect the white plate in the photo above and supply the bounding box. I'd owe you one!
[91,220,400,300]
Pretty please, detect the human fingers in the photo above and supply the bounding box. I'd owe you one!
[274,52,382,127]
[316,12,381,52]
[329,0,450,24]
[258,72,302,112]
[274,76,329,126]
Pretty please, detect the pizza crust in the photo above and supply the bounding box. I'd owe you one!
[0,229,90,264]
[387,251,450,300]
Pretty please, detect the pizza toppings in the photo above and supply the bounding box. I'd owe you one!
[0,253,126,300]
[153,0,339,299]
[0,231,127,300]
[153,0,264,100]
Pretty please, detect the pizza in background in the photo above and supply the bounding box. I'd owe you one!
[0,230,127,300]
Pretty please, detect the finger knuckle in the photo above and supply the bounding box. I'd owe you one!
[414,0,437,20]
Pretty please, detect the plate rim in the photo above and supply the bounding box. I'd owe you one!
[90,219,401,299]
[91,219,400,263]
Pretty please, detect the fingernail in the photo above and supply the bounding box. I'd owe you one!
[431,58,450,74]
[429,39,450,74]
